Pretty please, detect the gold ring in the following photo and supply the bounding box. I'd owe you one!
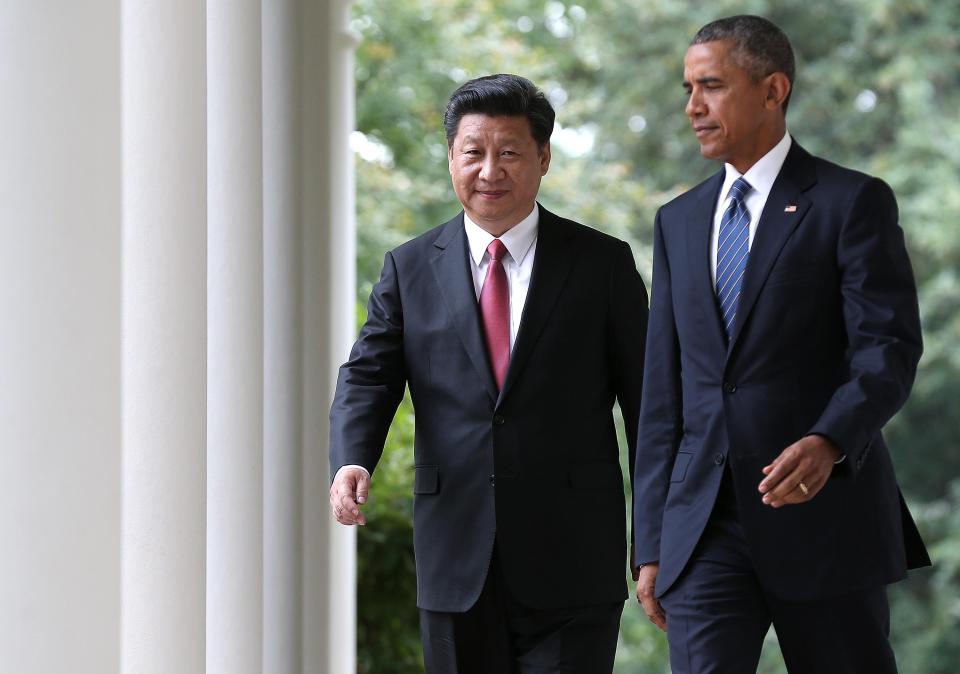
[798,481,809,496]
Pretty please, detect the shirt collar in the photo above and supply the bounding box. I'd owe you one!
[720,132,792,202]
[464,204,540,266]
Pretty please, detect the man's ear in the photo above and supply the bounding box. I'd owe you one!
[765,72,791,111]
[539,142,551,176]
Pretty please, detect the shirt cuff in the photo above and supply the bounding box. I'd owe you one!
[335,464,371,480]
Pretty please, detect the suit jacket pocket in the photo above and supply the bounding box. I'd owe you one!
[569,463,622,490]
[670,451,693,483]
[413,464,439,494]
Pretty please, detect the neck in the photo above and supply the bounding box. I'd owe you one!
[729,127,786,174]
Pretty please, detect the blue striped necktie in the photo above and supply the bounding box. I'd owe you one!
[716,177,752,339]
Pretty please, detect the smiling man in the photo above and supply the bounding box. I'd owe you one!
[328,74,648,673]
[632,15,930,674]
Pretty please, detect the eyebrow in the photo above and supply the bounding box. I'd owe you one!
[683,76,724,89]
[459,134,522,144]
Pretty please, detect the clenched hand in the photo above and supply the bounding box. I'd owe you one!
[329,466,370,525]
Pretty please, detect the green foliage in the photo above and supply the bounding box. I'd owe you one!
[351,1,960,671]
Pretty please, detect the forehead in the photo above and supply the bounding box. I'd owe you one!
[454,113,533,142]
[683,40,743,77]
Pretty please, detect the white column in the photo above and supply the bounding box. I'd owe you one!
[206,0,264,672]
[326,3,360,671]
[263,1,304,673]
[120,1,208,672]
[302,1,358,672]
[1,3,122,673]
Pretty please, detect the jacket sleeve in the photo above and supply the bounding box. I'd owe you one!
[632,209,683,566]
[608,240,649,490]
[808,177,923,474]
[328,251,407,480]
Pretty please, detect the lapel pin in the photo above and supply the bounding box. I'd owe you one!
[784,205,797,213]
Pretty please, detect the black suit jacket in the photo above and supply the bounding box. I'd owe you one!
[330,205,649,612]
[633,142,930,601]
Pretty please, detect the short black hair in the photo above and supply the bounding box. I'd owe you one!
[692,15,796,112]
[443,74,555,148]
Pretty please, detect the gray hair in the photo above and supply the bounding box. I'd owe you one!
[692,15,795,111]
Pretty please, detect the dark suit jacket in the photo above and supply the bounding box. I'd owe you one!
[633,142,930,601]
[330,205,648,612]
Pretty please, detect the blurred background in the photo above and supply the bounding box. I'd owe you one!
[348,1,960,672]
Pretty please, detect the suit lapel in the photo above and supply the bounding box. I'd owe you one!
[429,214,498,403]
[686,172,729,355]
[727,143,816,351]
[498,206,577,406]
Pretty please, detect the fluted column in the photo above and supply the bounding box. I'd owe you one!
[120,1,208,672]
[302,1,358,673]
[263,0,304,672]
[2,2,122,672]
[206,0,264,672]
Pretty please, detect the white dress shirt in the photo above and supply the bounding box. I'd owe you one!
[335,205,540,482]
[710,132,792,284]
[463,204,539,350]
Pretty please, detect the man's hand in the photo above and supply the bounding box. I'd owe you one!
[329,466,370,525]
[758,435,842,508]
[635,563,666,631]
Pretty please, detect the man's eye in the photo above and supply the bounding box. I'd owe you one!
[501,151,517,157]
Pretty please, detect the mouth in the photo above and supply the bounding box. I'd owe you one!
[693,125,719,139]
[476,190,508,200]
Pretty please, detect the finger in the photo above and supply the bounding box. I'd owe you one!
[767,451,837,506]
[758,452,801,494]
[766,468,834,508]
[764,463,808,504]
[331,503,354,526]
[356,472,370,505]
[642,596,667,631]
[337,490,365,525]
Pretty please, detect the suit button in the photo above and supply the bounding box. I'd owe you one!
[489,474,495,485]
[493,414,505,426]
[714,453,725,466]
[723,382,737,393]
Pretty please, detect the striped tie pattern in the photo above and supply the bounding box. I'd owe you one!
[716,177,752,338]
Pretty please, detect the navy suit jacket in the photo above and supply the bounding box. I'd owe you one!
[633,142,930,601]
[330,205,648,612]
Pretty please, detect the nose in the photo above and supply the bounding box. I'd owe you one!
[479,153,504,182]
[686,89,704,119]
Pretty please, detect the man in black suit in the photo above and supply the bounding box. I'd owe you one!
[632,16,930,673]
[329,74,648,673]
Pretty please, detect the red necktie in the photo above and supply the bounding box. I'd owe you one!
[480,239,510,390]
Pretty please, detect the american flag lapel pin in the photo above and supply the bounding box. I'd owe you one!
[784,204,797,213]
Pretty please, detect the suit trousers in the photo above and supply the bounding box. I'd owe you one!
[660,470,898,674]
[419,548,623,674]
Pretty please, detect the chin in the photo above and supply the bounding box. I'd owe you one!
[698,144,719,160]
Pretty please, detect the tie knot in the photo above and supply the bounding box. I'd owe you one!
[487,239,508,262]
[729,177,752,203]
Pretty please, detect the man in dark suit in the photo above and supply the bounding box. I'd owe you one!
[632,15,930,673]
[329,74,648,673]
